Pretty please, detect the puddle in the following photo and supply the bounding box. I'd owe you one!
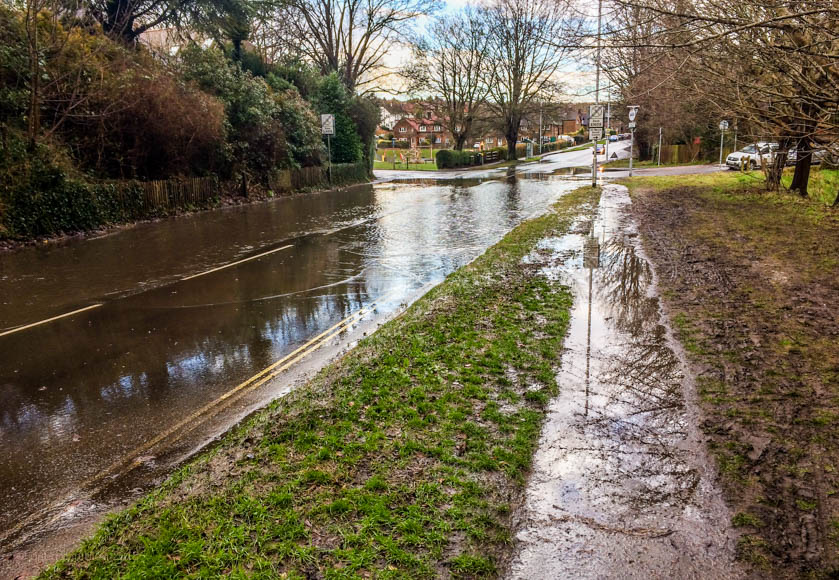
[509,184,743,578]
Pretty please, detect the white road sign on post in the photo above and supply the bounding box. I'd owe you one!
[628,106,639,122]
[589,104,605,129]
[590,128,603,141]
[321,114,335,135]
[628,121,636,129]
[321,114,334,183]
[719,120,729,131]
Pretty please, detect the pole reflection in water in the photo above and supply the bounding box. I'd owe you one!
[0,175,583,565]
[512,184,741,578]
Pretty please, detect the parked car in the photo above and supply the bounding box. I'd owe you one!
[609,135,619,142]
[726,142,779,169]
[786,148,826,166]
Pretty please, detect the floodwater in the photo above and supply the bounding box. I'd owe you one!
[509,184,743,578]
[0,174,581,573]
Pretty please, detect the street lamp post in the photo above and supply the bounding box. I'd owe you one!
[591,0,602,187]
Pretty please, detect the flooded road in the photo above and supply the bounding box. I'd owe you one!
[0,174,583,573]
[510,184,742,578]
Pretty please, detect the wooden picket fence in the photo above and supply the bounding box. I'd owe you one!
[113,176,219,212]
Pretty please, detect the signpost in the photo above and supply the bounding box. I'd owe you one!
[718,120,729,168]
[321,114,334,182]
[628,106,639,176]
[590,104,605,186]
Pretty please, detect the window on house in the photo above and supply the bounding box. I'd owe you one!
[419,126,427,132]
[434,125,441,132]
[399,127,406,133]
[426,111,432,119]
[486,137,494,144]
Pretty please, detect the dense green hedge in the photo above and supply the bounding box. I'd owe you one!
[435,149,484,169]
[0,157,148,238]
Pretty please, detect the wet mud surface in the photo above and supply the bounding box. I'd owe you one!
[630,184,839,576]
[509,185,743,578]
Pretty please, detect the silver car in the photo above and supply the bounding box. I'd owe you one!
[726,142,779,170]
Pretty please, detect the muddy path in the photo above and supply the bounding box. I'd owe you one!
[629,182,839,577]
[509,184,743,578]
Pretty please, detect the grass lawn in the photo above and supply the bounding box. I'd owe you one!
[376,148,435,160]
[781,167,839,205]
[42,186,601,579]
[374,161,438,171]
[625,171,839,577]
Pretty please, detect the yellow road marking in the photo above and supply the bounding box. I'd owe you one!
[0,289,401,546]
[0,304,103,338]
[181,244,294,281]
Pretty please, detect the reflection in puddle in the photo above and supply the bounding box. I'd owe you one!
[511,185,742,578]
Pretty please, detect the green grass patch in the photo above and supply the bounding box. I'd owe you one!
[374,161,439,171]
[40,186,602,579]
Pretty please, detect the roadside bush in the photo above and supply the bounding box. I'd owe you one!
[180,45,322,178]
[313,74,362,164]
[0,144,144,237]
[436,149,482,169]
[62,70,226,179]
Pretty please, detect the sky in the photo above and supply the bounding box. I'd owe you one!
[376,0,601,102]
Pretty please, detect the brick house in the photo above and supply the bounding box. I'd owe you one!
[392,111,453,148]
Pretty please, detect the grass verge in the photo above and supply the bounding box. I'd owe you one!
[373,161,439,171]
[624,171,839,577]
[41,186,601,579]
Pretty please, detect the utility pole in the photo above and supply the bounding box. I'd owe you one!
[591,0,602,187]
[604,94,611,161]
[657,127,662,166]
[539,104,543,155]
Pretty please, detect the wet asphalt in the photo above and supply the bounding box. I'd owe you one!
[0,173,584,571]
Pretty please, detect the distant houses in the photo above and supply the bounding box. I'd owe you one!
[377,100,595,151]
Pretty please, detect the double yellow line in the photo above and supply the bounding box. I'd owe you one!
[1,290,398,546]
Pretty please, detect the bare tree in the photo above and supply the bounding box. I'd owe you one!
[606,0,839,196]
[484,0,577,160]
[284,0,438,93]
[403,7,491,150]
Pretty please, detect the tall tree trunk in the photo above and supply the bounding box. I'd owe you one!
[454,133,467,151]
[790,139,812,197]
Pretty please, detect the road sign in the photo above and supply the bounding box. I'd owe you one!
[321,114,335,135]
[590,128,603,140]
[610,152,618,159]
[719,120,729,131]
[589,104,605,129]
[628,121,636,129]
[628,106,639,121]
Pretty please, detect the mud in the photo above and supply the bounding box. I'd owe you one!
[629,184,839,576]
[508,184,743,578]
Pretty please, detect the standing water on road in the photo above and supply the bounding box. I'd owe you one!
[509,184,743,578]
[0,174,579,573]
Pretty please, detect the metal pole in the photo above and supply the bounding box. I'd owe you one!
[719,129,724,167]
[392,137,395,169]
[539,104,543,155]
[629,129,635,177]
[604,96,610,160]
[327,135,332,183]
[657,127,662,166]
[591,0,602,187]
[734,127,737,152]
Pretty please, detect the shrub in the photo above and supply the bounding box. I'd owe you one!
[435,149,482,169]
[314,74,362,164]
